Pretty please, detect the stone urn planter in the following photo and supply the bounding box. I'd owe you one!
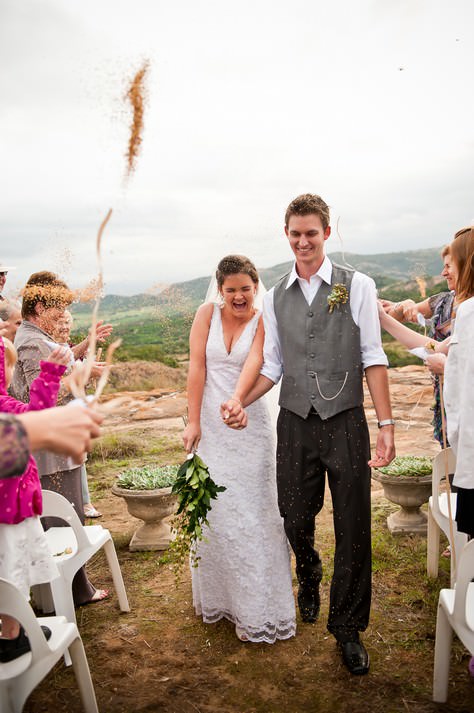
[112,465,178,551]
[372,456,433,535]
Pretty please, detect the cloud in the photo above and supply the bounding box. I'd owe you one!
[2,0,474,294]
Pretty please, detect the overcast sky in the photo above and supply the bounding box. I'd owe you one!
[2,0,474,296]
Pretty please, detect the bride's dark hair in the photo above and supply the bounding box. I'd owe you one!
[216,255,259,288]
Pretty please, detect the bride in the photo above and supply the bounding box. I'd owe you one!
[182,254,296,643]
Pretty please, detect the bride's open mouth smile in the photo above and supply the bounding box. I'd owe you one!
[232,301,248,311]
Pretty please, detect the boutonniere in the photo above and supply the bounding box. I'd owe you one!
[327,283,349,313]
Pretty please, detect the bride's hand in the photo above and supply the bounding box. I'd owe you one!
[220,398,248,429]
[183,422,201,452]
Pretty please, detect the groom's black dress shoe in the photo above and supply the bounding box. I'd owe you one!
[297,585,320,623]
[338,639,370,675]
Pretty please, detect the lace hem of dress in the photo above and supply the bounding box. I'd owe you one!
[196,606,296,644]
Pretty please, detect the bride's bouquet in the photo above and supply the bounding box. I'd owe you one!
[169,453,226,574]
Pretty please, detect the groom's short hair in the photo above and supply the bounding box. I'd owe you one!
[285,194,330,230]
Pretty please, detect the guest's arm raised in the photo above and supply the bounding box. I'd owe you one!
[378,302,438,350]
[71,320,113,360]
[381,297,433,323]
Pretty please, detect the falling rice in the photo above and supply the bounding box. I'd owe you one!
[124,61,149,180]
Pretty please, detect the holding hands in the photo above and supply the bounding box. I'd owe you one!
[220,397,248,430]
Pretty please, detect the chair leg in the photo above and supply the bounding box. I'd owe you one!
[433,603,453,703]
[69,636,99,713]
[451,532,469,587]
[427,509,440,578]
[49,577,77,625]
[103,539,130,612]
[0,686,16,713]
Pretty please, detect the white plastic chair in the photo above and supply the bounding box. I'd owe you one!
[427,448,468,586]
[38,490,130,625]
[0,578,99,713]
[433,538,474,702]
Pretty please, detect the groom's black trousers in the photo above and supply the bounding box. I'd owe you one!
[276,405,372,639]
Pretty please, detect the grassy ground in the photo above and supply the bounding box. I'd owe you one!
[25,430,474,713]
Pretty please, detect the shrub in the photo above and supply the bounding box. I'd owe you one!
[88,433,144,462]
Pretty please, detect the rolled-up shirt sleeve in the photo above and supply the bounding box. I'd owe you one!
[261,288,283,384]
[351,272,389,370]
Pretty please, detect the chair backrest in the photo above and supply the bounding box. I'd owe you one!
[0,578,51,664]
[41,490,91,550]
[431,448,456,517]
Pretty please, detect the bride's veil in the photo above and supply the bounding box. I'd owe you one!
[203,269,280,430]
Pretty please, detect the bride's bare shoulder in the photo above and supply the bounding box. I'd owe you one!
[193,302,215,326]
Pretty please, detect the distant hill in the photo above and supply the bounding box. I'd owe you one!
[327,248,444,281]
[71,246,444,324]
[69,246,446,364]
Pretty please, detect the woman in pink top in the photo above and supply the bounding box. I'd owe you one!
[0,336,70,662]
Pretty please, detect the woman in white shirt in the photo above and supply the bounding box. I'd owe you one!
[442,226,474,537]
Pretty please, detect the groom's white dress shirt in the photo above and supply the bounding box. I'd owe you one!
[261,256,388,385]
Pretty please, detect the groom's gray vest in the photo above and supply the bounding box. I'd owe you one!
[273,263,364,420]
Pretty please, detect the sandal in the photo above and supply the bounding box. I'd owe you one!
[84,503,102,518]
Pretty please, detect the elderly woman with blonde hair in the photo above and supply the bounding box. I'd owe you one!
[10,271,108,606]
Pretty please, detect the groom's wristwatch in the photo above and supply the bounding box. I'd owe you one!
[378,419,395,428]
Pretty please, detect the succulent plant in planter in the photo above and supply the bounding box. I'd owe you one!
[112,465,179,551]
[372,456,433,535]
[115,465,179,491]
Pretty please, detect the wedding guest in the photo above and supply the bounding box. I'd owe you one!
[381,246,456,445]
[442,227,474,539]
[0,336,69,661]
[223,194,395,674]
[0,299,22,342]
[183,255,296,643]
[10,271,108,606]
[0,262,15,301]
[51,310,103,519]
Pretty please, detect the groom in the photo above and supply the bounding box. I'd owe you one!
[223,193,395,675]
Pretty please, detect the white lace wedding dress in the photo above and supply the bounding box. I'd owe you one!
[191,304,296,643]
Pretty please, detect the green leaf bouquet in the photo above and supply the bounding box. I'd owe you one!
[169,453,226,573]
